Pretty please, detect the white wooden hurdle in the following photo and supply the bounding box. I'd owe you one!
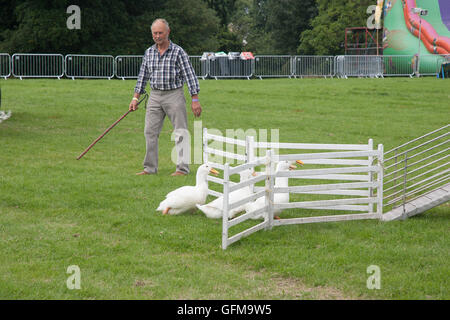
[251,140,384,225]
[267,145,384,229]
[203,128,254,198]
[222,156,271,249]
[202,129,384,249]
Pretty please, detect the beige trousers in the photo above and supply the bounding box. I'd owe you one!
[143,87,189,174]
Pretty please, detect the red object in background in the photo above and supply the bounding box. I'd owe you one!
[240,52,255,60]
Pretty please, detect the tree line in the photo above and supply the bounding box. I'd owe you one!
[0,0,375,56]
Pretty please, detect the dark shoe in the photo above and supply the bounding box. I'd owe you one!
[170,171,187,176]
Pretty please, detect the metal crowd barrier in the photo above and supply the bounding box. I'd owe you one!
[335,55,383,78]
[11,53,64,79]
[254,55,293,79]
[208,55,253,80]
[1,53,449,80]
[115,55,143,80]
[65,54,114,79]
[382,55,415,77]
[293,55,335,78]
[189,56,209,80]
[0,53,11,79]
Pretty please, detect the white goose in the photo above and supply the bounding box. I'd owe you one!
[196,168,255,219]
[246,160,303,220]
[156,164,219,215]
[0,110,11,124]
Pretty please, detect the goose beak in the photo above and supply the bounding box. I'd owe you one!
[252,171,258,177]
[289,164,297,170]
[209,168,219,176]
[296,160,304,166]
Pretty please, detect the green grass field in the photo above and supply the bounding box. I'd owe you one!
[0,78,448,299]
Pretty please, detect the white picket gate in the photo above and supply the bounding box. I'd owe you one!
[202,129,384,249]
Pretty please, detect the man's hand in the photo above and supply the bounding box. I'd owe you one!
[129,97,139,112]
[191,100,202,117]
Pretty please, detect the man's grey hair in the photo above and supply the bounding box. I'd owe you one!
[151,18,170,31]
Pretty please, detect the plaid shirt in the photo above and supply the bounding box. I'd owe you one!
[134,41,200,96]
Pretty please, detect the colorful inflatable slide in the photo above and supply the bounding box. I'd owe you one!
[383,0,450,73]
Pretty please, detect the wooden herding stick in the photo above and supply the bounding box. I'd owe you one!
[76,94,148,160]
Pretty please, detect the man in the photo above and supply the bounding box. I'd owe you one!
[129,18,201,176]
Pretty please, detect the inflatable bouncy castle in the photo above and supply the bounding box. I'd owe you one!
[383,0,450,74]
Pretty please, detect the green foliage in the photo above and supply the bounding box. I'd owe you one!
[0,0,143,55]
[298,0,374,55]
[160,0,220,55]
[0,0,17,33]
[1,1,72,53]
[215,26,243,53]
[228,0,273,54]
[0,0,219,55]
[265,0,317,54]
[229,0,317,54]
[203,0,237,26]
[0,0,382,55]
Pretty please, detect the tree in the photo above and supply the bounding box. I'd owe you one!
[228,0,273,54]
[0,0,143,55]
[265,0,317,54]
[298,0,374,55]
[203,0,237,26]
[229,0,317,54]
[0,0,220,55]
[0,0,380,55]
[160,0,220,54]
[0,0,18,34]
[203,0,242,52]
[0,0,74,53]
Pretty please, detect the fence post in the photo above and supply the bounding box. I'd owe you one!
[265,150,275,230]
[377,144,384,219]
[401,151,408,220]
[222,163,230,250]
[246,135,256,193]
[203,128,208,165]
[368,139,374,214]
[393,149,398,207]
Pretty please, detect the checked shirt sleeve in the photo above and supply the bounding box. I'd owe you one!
[134,49,151,94]
[177,49,200,96]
